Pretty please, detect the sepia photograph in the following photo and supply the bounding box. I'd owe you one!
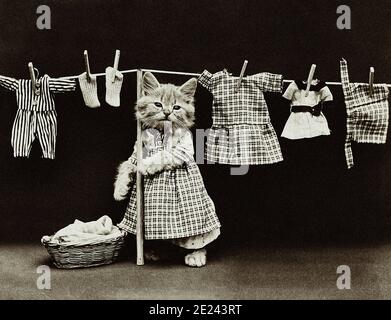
[0,0,390,310]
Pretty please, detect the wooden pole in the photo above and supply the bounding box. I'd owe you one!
[136,69,145,266]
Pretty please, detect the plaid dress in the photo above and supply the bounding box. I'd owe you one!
[118,128,221,241]
[198,70,284,165]
[340,59,389,169]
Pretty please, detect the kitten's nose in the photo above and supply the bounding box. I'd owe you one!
[163,110,171,117]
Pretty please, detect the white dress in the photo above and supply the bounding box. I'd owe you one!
[281,80,333,140]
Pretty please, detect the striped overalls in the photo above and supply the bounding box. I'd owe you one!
[0,75,76,159]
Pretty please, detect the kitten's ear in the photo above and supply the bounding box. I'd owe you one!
[179,78,197,98]
[143,72,160,95]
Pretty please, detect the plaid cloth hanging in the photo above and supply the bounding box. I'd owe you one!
[198,70,284,165]
[340,59,389,169]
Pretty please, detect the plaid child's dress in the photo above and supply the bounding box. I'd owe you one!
[198,70,284,165]
[340,59,389,169]
[118,128,221,243]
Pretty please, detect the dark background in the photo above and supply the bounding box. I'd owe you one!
[0,0,390,246]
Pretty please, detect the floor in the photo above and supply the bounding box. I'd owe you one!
[1,242,391,300]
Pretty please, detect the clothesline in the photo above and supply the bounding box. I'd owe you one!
[59,67,391,88]
[61,69,138,80]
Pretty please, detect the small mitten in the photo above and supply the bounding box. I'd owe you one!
[105,67,124,107]
[78,72,101,108]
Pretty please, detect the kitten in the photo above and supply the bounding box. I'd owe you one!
[136,72,196,131]
[114,72,211,267]
[134,72,197,176]
[114,73,197,198]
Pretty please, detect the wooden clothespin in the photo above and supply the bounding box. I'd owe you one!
[83,50,92,82]
[235,60,248,92]
[112,49,121,83]
[369,67,375,97]
[305,64,317,97]
[28,62,37,90]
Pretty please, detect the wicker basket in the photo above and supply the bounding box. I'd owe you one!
[41,229,126,269]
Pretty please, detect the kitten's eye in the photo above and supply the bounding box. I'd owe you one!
[154,102,163,108]
[173,105,181,110]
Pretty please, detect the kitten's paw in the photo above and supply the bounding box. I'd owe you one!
[146,163,163,175]
[114,160,135,200]
[113,185,129,201]
[144,249,161,262]
[184,249,207,268]
[138,162,163,176]
[137,162,149,176]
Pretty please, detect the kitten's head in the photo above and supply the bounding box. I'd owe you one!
[136,72,197,130]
